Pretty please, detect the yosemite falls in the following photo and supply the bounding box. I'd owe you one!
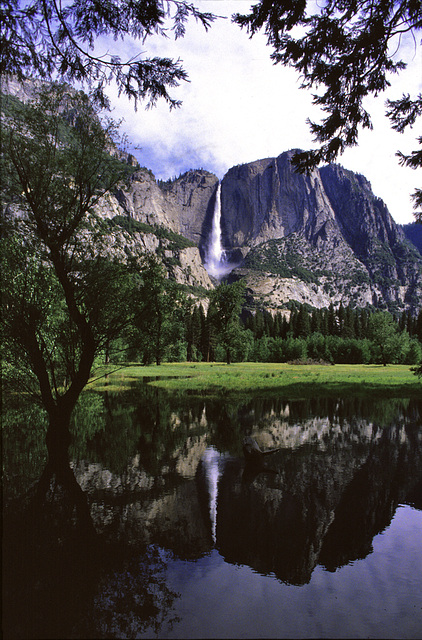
[204,183,232,279]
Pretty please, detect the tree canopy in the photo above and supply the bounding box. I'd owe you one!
[1,0,215,109]
[210,280,246,364]
[234,0,422,216]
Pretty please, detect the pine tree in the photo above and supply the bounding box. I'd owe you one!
[399,311,407,333]
[343,305,356,338]
[321,309,329,336]
[297,304,311,338]
[289,308,298,337]
[191,306,202,359]
[281,315,290,339]
[416,310,422,342]
[328,303,337,336]
[3,0,216,111]
[337,302,345,336]
[273,312,282,338]
[311,308,322,334]
[234,0,422,216]
[255,310,265,339]
[264,310,274,337]
[406,310,415,336]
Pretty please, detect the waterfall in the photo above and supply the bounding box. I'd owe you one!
[201,446,222,544]
[204,183,230,279]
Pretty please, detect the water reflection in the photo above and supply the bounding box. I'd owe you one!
[3,387,422,638]
[217,422,422,584]
[67,392,422,582]
[199,446,224,543]
[73,547,181,639]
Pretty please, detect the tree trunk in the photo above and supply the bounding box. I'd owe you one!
[35,402,96,539]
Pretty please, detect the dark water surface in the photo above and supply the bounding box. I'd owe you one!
[3,386,422,638]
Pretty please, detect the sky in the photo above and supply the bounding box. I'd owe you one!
[104,0,422,225]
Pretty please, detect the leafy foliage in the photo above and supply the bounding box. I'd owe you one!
[2,0,216,109]
[129,253,189,365]
[234,0,422,217]
[209,280,247,364]
[1,84,139,430]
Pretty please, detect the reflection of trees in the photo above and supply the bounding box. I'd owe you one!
[2,395,48,500]
[71,386,215,556]
[71,386,198,475]
[72,390,143,474]
[207,395,251,455]
[74,548,180,639]
[2,384,208,639]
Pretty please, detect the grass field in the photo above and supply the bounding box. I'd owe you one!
[88,362,422,398]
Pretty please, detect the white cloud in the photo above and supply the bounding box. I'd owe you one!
[106,0,421,225]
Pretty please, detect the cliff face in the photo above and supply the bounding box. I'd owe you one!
[109,168,219,247]
[218,151,422,312]
[92,170,218,291]
[92,150,422,311]
[221,151,338,248]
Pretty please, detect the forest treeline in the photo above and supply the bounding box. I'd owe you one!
[117,277,422,367]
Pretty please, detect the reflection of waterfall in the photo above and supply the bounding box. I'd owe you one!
[201,446,223,543]
[204,183,233,279]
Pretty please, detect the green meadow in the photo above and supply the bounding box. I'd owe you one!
[88,362,422,398]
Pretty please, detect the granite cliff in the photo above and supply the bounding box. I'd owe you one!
[218,151,422,313]
[102,150,422,313]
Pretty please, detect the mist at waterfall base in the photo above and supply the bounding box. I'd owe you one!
[203,183,237,280]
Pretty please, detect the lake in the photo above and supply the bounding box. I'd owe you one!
[3,385,422,638]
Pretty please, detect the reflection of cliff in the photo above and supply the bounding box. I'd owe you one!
[216,448,358,585]
[71,398,422,582]
[73,434,214,558]
[216,421,422,585]
[320,424,422,570]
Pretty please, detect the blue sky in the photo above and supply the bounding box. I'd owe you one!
[103,0,421,225]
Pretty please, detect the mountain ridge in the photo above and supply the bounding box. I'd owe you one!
[2,78,421,314]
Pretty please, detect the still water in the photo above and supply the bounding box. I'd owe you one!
[3,386,422,638]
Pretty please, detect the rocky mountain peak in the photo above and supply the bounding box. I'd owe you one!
[98,148,421,313]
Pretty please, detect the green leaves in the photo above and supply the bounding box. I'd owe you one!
[3,85,128,248]
[234,0,421,207]
[1,85,139,411]
[1,0,216,109]
[210,280,246,364]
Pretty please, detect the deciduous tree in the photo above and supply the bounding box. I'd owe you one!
[368,310,403,365]
[2,85,139,509]
[209,280,246,364]
[133,253,187,365]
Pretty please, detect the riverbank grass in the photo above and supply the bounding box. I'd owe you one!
[89,362,421,397]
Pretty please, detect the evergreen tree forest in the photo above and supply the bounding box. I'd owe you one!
[114,288,422,367]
